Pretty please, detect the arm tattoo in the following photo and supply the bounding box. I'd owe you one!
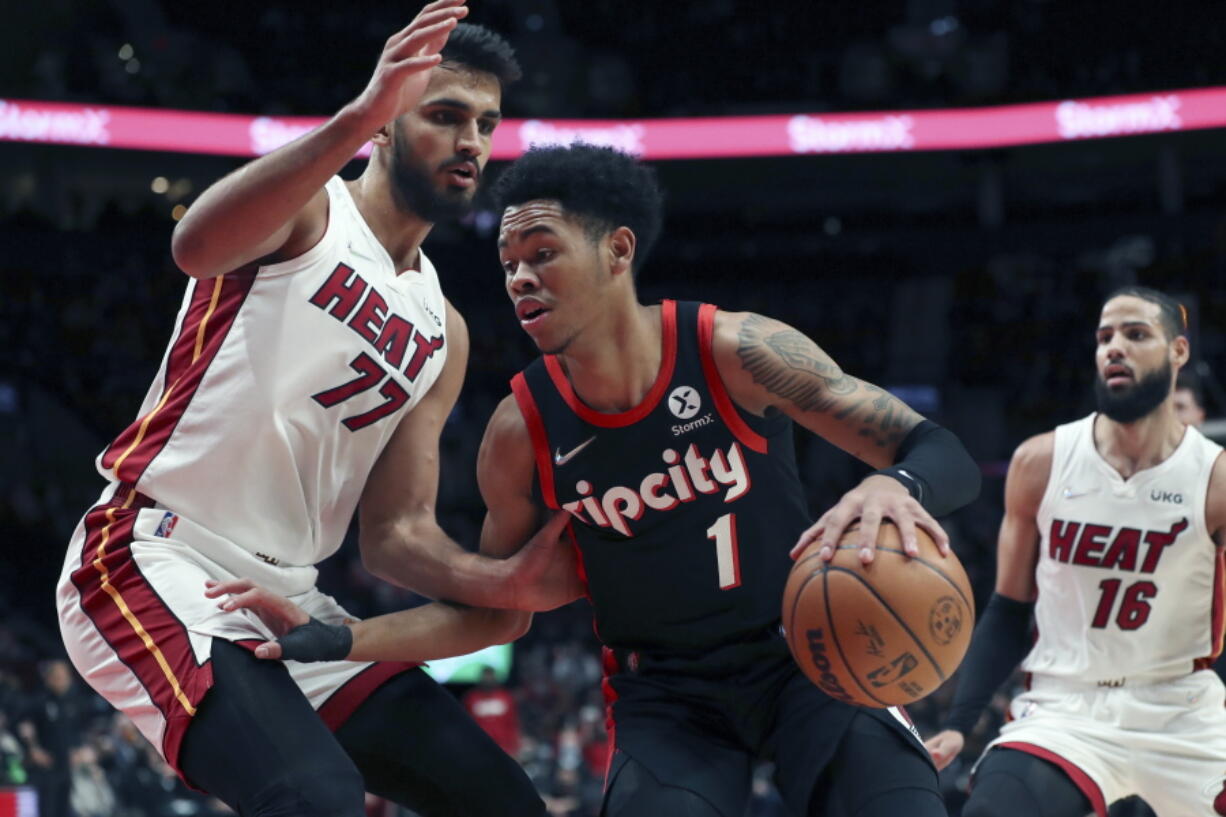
[735,314,914,448]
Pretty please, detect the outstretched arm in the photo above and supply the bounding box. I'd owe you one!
[356,304,572,609]
[474,394,586,613]
[171,1,467,279]
[202,575,539,663]
[924,432,1050,770]
[203,393,582,662]
[712,310,980,561]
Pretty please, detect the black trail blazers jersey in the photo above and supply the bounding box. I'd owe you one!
[511,300,812,652]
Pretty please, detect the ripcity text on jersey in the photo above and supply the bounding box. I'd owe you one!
[95,176,449,566]
[1029,413,1225,683]
[512,300,811,652]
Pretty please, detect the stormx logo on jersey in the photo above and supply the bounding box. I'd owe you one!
[668,385,714,436]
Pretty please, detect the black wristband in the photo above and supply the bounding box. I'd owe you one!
[873,420,981,517]
[276,617,353,663]
[942,593,1034,735]
[873,465,925,504]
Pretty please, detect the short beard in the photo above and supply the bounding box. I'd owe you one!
[1095,359,1172,424]
[388,128,475,223]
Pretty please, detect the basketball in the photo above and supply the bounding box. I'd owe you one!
[783,521,975,708]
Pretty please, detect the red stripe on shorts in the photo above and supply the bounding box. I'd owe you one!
[316,661,420,732]
[994,741,1107,817]
[69,486,213,769]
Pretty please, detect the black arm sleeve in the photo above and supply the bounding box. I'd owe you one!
[942,593,1034,735]
[874,420,981,517]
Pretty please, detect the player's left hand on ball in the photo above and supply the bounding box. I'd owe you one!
[204,578,310,641]
[790,474,950,564]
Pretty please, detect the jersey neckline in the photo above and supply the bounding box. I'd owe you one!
[542,300,678,429]
[1084,411,1195,486]
[334,178,434,281]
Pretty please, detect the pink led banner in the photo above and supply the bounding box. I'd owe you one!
[1,86,1222,160]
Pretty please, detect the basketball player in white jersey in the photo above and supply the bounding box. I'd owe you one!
[54,5,572,816]
[924,286,1226,817]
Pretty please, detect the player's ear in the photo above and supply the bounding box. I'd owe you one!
[1170,335,1190,369]
[608,227,636,278]
[370,120,395,149]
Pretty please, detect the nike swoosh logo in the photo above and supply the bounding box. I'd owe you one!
[554,436,596,466]
[1062,487,1101,499]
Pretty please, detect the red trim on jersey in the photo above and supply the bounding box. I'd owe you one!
[1196,548,1226,670]
[697,303,768,455]
[101,268,258,485]
[1215,780,1226,816]
[69,485,213,773]
[542,300,678,429]
[993,742,1107,817]
[316,661,420,732]
[600,647,620,790]
[511,373,560,510]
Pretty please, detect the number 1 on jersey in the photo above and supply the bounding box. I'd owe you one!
[707,512,741,590]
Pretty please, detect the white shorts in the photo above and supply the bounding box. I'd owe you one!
[56,483,417,775]
[980,673,1226,816]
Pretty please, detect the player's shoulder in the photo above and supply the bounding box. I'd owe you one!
[477,394,536,490]
[481,394,532,454]
[708,307,809,364]
[1009,431,1056,480]
[441,298,468,351]
[710,306,784,338]
[1208,445,1226,488]
[443,297,467,333]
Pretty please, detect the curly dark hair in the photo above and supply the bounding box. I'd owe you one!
[441,23,521,87]
[1104,285,1188,341]
[492,144,665,274]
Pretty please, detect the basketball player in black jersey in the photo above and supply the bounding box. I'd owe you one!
[211,145,981,816]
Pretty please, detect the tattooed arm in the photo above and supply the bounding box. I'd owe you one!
[712,310,972,561]
[715,311,921,465]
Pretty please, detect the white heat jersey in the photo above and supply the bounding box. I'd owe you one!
[1026,413,1225,684]
[94,176,449,569]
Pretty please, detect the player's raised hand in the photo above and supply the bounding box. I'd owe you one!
[923,729,965,771]
[204,578,310,657]
[350,0,469,130]
[790,474,950,564]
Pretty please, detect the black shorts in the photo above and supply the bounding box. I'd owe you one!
[602,627,937,816]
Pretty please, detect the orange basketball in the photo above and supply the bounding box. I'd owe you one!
[782,521,975,708]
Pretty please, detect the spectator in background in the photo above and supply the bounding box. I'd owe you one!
[1174,370,1207,428]
[462,665,522,758]
[0,709,27,786]
[17,659,85,817]
[68,743,117,817]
